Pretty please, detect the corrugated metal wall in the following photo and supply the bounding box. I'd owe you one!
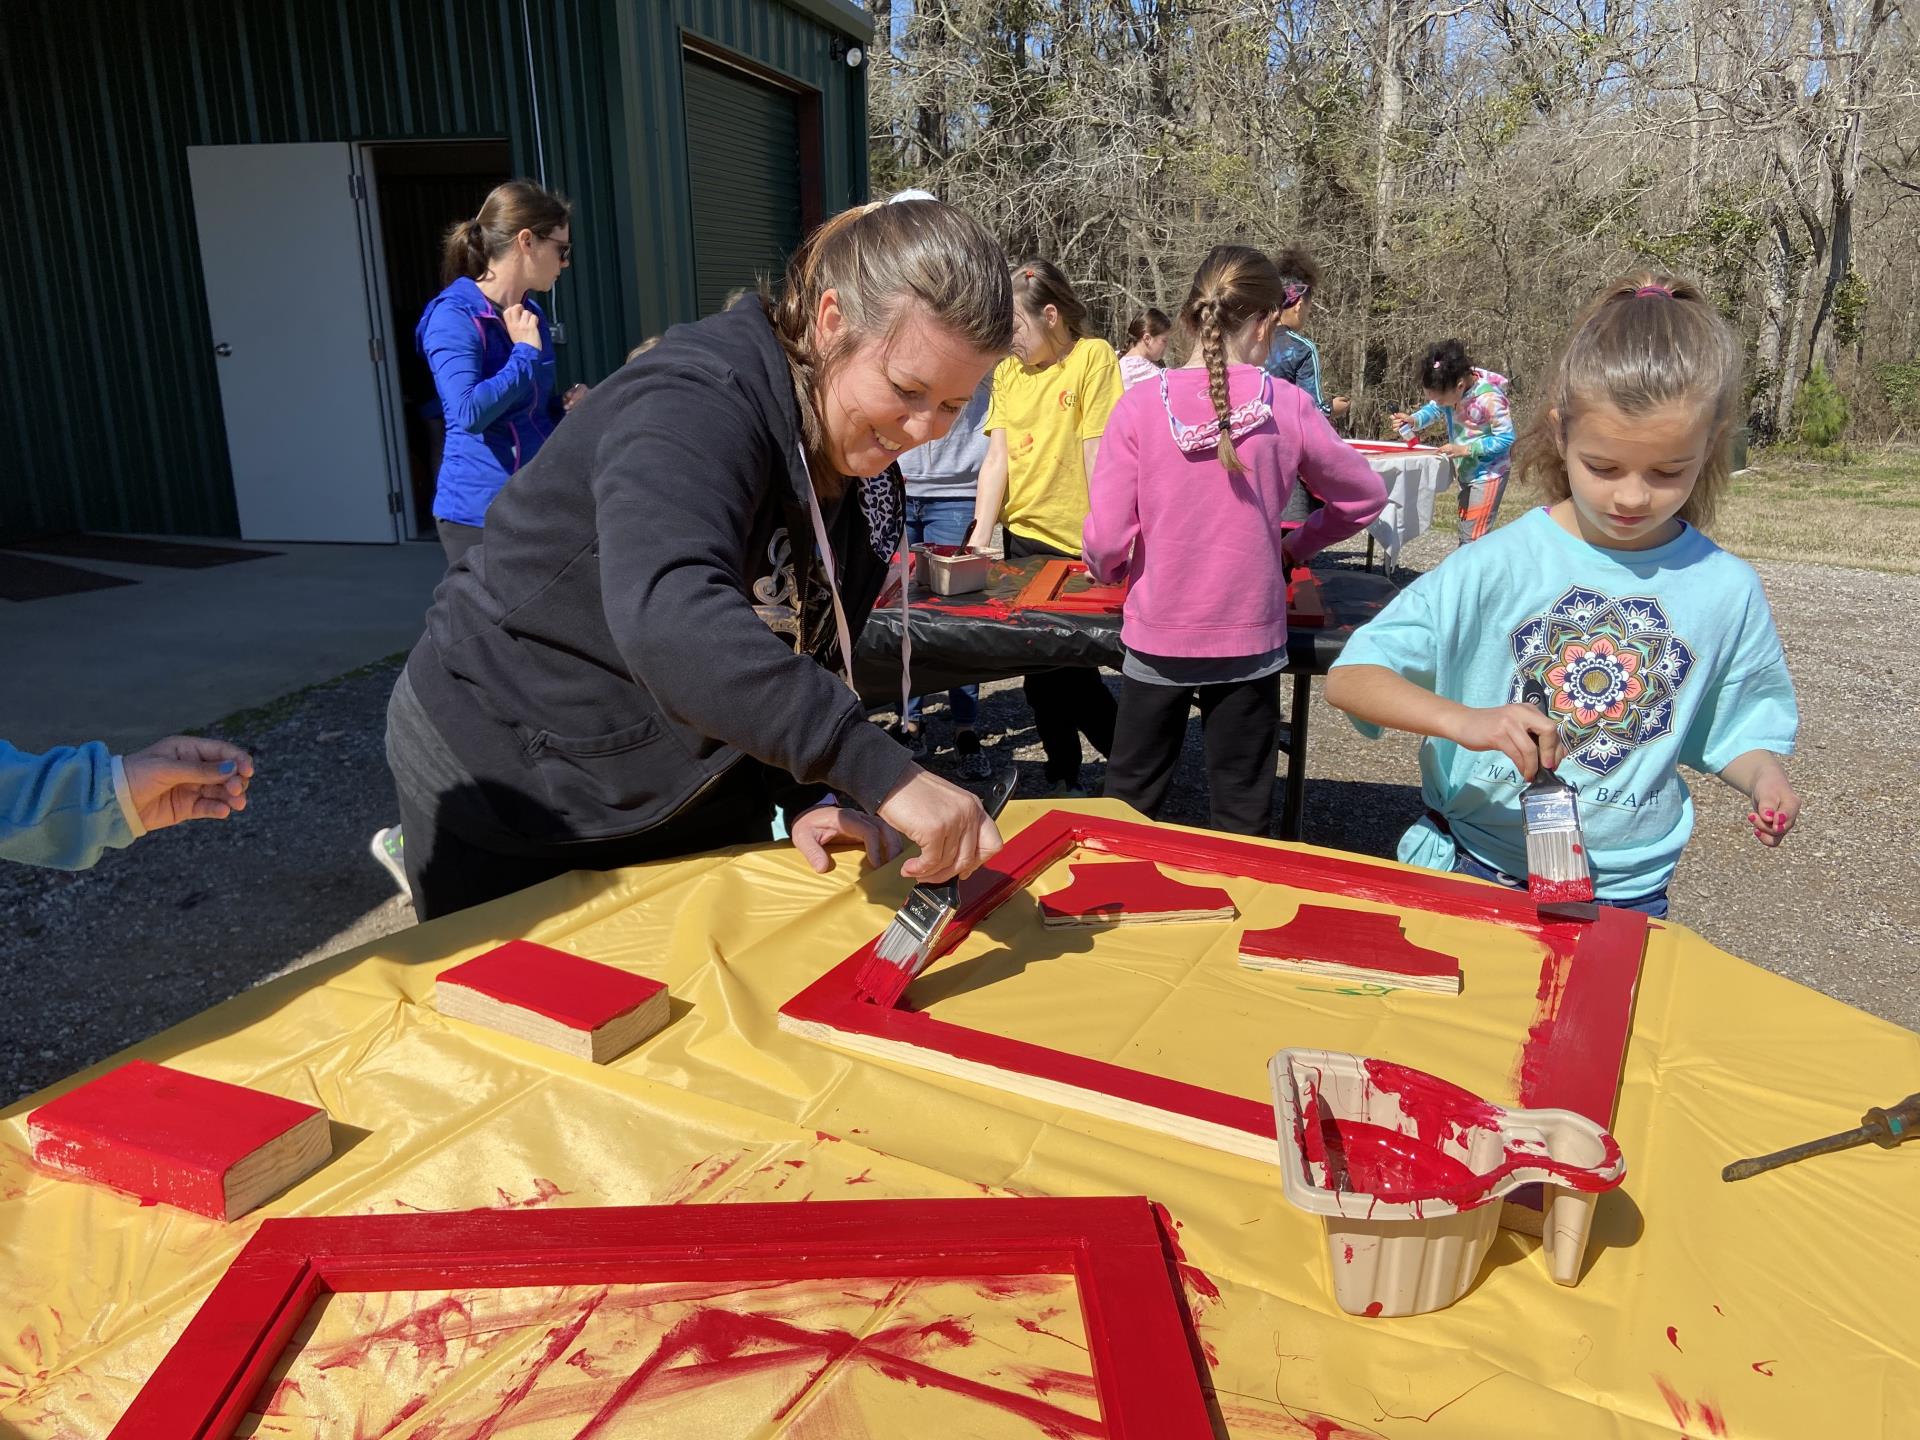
[0,0,868,541]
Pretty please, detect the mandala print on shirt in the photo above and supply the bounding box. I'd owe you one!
[1508,587,1696,777]
[858,470,905,561]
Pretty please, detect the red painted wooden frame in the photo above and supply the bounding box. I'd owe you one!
[1346,438,1445,456]
[781,811,1647,1162]
[1012,558,1130,614]
[111,1196,1211,1440]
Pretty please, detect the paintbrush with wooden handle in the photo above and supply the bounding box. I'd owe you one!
[854,766,1017,1008]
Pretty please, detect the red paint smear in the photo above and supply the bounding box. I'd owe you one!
[845,1169,875,1185]
[464,1292,606,1440]
[437,940,664,1030]
[1038,860,1235,923]
[813,1130,841,1142]
[1015,1316,1089,1350]
[1513,904,1647,1123]
[1362,1301,1383,1318]
[1667,1324,1682,1351]
[1713,1304,1725,1316]
[1701,1402,1729,1436]
[1342,1243,1355,1264]
[782,1159,806,1169]
[1242,907,1460,981]
[1654,1376,1692,1428]
[15,1330,41,1370]
[1362,1059,1500,1149]
[1331,1122,1478,1198]
[1751,1360,1774,1377]
[314,1295,473,1371]
[493,1177,572,1209]
[659,1150,747,1205]
[26,1059,324,1218]
[569,1305,1101,1439]
[260,1378,305,1417]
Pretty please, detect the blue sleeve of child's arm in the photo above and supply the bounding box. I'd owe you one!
[0,740,140,870]
[1411,400,1442,432]
[423,307,539,434]
[1468,389,1516,460]
[1328,576,1443,739]
[1678,582,1800,773]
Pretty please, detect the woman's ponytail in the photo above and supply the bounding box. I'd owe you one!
[438,180,572,288]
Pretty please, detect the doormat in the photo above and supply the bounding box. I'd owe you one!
[0,554,138,602]
[9,534,283,568]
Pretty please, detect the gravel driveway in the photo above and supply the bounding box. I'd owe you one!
[4,531,1914,1106]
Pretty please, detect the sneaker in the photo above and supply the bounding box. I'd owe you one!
[890,722,930,759]
[953,729,992,781]
[368,825,411,898]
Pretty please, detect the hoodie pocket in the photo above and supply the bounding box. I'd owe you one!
[522,717,670,820]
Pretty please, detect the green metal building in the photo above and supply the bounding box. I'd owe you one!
[0,0,873,544]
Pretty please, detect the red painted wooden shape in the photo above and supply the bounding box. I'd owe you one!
[1346,438,1445,456]
[782,811,1646,1154]
[1038,860,1236,923]
[438,941,665,1031]
[111,1197,1212,1440]
[1285,567,1329,629]
[27,1061,324,1219]
[1012,558,1130,614]
[1240,904,1461,983]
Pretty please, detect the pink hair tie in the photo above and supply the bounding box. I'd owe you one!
[1635,285,1674,299]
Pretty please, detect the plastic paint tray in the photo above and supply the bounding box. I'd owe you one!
[1270,1048,1626,1317]
[915,545,992,596]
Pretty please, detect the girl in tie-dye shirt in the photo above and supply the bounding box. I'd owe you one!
[1392,340,1514,543]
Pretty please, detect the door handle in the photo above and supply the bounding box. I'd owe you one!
[214,342,233,358]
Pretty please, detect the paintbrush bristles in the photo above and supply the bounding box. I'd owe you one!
[1521,775,1595,909]
[851,921,924,1008]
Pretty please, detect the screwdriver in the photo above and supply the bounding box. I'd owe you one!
[1722,1093,1920,1182]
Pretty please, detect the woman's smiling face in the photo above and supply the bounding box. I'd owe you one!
[815,293,1001,478]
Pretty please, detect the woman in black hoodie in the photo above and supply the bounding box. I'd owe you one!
[387,200,1013,919]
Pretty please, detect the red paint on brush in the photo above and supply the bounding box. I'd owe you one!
[437,941,664,1031]
[26,1060,326,1219]
[1527,875,1594,905]
[1666,1325,1682,1351]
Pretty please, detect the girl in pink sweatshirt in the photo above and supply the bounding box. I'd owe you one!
[1084,245,1387,833]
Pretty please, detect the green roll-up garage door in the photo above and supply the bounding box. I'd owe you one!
[683,53,804,317]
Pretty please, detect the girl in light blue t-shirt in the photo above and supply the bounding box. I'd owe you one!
[1326,273,1801,917]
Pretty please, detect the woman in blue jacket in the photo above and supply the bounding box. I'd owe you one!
[418,179,588,565]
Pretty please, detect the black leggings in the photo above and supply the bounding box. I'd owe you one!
[1103,672,1282,835]
[1004,533,1118,786]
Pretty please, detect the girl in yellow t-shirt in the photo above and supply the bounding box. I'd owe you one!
[968,260,1124,794]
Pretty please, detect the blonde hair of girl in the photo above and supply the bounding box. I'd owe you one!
[1515,271,1743,528]
[1179,245,1287,474]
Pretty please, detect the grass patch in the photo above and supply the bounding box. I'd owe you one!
[1711,444,1920,574]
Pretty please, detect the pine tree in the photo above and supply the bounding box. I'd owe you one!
[1794,365,1849,450]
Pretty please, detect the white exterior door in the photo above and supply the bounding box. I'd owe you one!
[188,143,401,543]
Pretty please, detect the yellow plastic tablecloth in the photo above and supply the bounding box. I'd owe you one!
[3,800,1916,1438]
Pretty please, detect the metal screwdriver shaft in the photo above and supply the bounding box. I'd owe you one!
[1722,1093,1920,1183]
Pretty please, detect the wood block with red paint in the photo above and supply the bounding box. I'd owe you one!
[434,940,670,1063]
[1238,904,1462,993]
[1038,860,1238,928]
[27,1060,332,1220]
[1286,567,1329,629]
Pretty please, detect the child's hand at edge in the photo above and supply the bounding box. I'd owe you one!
[1445,704,1565,781]
[1743,762,1800,848]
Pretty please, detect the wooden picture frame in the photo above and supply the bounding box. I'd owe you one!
[781,811,1647,1163]
[112,1196,1213,1440]
[1012,558,1130,614]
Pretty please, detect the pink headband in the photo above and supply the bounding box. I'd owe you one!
[1635,285,1674,299]
[1282,282,1311,309]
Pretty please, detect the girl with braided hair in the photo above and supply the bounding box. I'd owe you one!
[1084,246,1386,834]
